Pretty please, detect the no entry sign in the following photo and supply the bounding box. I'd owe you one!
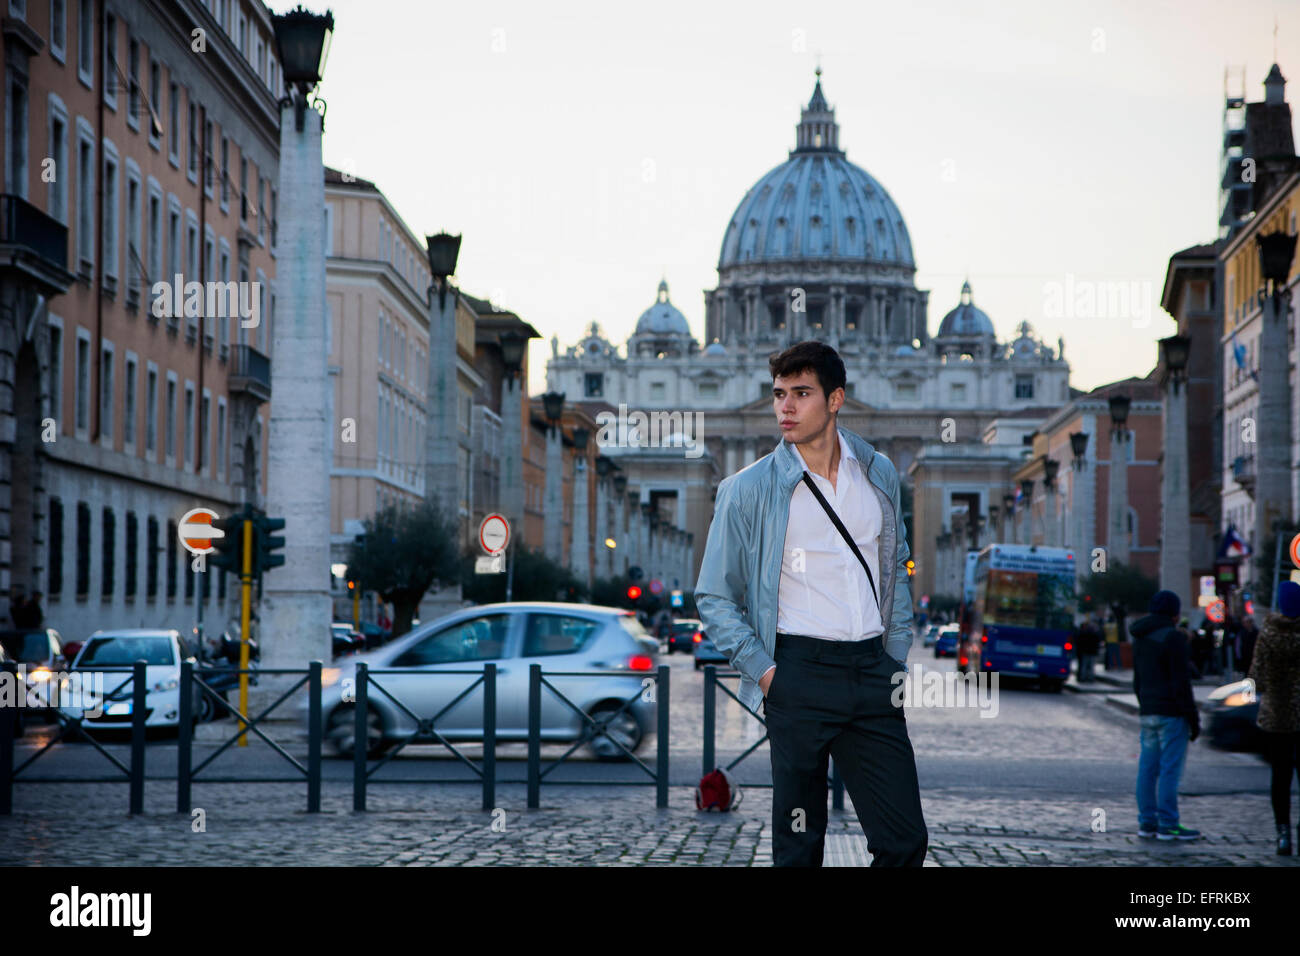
[178,508,223,555]
[480,514,509,555]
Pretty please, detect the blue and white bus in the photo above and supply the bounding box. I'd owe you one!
[965,544,1078,691]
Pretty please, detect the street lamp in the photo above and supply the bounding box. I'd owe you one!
[1256,231,1298,306]
[1108,393,1131,432]
[542,390,565,424]
[1159,335,1191,395]
[613,473,627,496]
[1069,431,1089,465]
[1043,456,1060,490]
[426,232,462,311]
[500,330,526,378]
[270,5,334,131]
[572,426,589,451]
[596,456,611,478]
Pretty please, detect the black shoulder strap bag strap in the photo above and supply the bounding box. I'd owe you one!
[800,470,880,612]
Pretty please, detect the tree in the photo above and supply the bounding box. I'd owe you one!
[460,546,588,605]
[346,499,461,638]
[1078,560,1160,638]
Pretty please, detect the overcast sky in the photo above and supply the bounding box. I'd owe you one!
[313,0,1298,398]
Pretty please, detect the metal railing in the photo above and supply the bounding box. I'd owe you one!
[700,664,846,809]
[0,193,69,270]
[228,344,272,400]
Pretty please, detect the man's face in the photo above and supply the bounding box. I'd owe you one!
[773,369,843,444]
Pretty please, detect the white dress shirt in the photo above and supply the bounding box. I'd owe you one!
[774,429,884,654]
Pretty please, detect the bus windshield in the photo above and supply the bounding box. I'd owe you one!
[982,568,1076,633]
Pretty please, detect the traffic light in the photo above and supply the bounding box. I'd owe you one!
[627,566,643,583]
[906,559,915,577]
[209,509,247,574]
[253,513,286,578]
[626,585,643,601]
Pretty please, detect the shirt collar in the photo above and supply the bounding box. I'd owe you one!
[792,428,856,474]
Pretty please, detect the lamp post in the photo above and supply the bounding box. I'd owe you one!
[613,472,628,576]
[1159,335,1192,612]
[1070,431,1092,586]
[1019,479,1035,545]
[261,6,334,687]
[1254,232,1297,593]
[1043,456,1060,546]
[424,232,463,520]
[542,391,565,562]
[1107,393,1132,566]
[499,330,526,600]
[571,427,591,591]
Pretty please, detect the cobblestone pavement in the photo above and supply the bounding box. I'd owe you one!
[2,781,1294,866]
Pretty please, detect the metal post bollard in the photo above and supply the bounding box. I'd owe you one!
[308,661,322,813]
[482,663,496,812]
[702,665,716,777]
[656,664,669,809]
[1,661,15,815]
[129,660,148,815]
[177,660,193,812]
[527,664,541,809]
[353,662,368,812]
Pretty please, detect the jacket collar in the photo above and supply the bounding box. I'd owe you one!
[775,425,877,491]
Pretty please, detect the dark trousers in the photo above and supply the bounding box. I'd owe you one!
[1263,730,1300,826]
[763,632,928,866]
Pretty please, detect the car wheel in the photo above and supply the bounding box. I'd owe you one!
[586,703,643,762]
[195,691,215,725]
[325,703,388,758]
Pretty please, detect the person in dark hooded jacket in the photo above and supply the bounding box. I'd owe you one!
[1131,590,1201,841]
[1248,580,1300,855]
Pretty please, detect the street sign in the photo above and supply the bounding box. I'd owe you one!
[648,578,663,596]
[1206,600,1226,624]
[670,589,683,608]
[1290,532,1300,569]
[178,508,222,555]
[475,555,504,574]
[1199,575,1215,598]
[480,513,509,555]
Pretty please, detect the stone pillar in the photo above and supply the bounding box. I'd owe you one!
[260,99,331,684]
[571,455,590,590]
[1108,426,1130,566]
[425,283,459,513]
[626,492,640,574]
[725,438,738,476]
[1160,367,1191,611]
[500,375,524,539]
[543,424,563,561]
[1255,292,1291,579]
[594,472,609,579]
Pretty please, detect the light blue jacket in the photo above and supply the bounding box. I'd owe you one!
[694,426,914,714]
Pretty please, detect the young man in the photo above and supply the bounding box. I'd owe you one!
[695,340,928,866]
[1131,589,1201,841]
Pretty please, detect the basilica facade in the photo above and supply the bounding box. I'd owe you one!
[548,73,1071,583]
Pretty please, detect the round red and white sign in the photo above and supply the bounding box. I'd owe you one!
[1289,532,1300,570]
[1206,600,1226,624]
[479,514,509,555]
[178,508,223,555]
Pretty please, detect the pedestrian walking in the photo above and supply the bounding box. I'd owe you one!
[1247,580,1300,855]
[1131,589,1201,841]
[1074,615,1102,683]
[695,341,927,867]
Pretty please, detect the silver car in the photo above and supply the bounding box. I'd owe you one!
[310,603,659,761]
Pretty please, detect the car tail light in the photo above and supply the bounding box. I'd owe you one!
[983,659,992,667]
[628,655,654,671]
[693,632,702,643]
[1064,642,1073,652]
[980,632,988,643]
[958,656,968,667]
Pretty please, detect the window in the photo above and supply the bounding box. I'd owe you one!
[237,10,246,55]
[124,170,140,303]
[200,393,210,472]
[237,264,249,345]
[258,177,266,242]
[47,323,62,425]
[697,381,718,398]
[184,383,194,466]
[168,77,180,165]
[1015,374,1034,399]
[5,69,29,201]
[126,38,140,130]
[125,511,137,599]
[148,59,161,146]
[378,313,386,366]
[145,365,157,454]
[220,136,229,207]
[649,382,666,400]
[50,0,66,62]
[949,382,967,403]
[165,376,176,460]
[76,130,94,268]
[167,199,180,278]
[166,519,177,599]
[48,498,63,598]
[217,400,226,476]
[239,157,247,221]
[392,615,511,666]
[256,36,265,79]
[123,355,136,445]
[895,382,918,401]
[76,502,90,598]
[218,242,230,348]
[75,333,90,431]
[99,345,113,441]
[187,97,198,180]
[269,186,277,248]
[103,11,117,109]
[204,119,214,195]
[77,0,93,87]
[147,183,161,282]
[47,99,68,222]
[101,508,115,598]
[523,614,601,657]
[146,515,158,599]
[101,147,118,283]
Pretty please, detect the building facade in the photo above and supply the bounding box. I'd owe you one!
[2,0,282,641]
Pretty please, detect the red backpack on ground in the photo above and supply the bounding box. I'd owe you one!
[695,767,743,811]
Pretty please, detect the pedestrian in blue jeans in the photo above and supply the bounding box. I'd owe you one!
[1131,589,1201,840]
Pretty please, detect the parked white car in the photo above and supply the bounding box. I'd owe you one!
[61,629,201,730]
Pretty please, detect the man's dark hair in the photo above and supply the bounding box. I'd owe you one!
[769,341,847,399]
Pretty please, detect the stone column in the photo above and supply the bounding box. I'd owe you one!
[594,472,609,579]
[1255,292,1291,580]
[1108,425,1131,566]
[543,424,563,561]
[500,375,524,539]
[1159,362,1191,610]
[260,98,331,684]
[626,492,640,575]
[425,283,459,513]
[725,438,738,476]
[571,454,590,591]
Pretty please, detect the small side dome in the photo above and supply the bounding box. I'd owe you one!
[634,279,691,336]
[704,339,727,357]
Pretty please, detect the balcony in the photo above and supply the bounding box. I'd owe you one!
[1231,453,1256,498]
[228,344,272,403]
[0,194,74,296]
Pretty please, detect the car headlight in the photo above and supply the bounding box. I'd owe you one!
[152,678,179,693]
[28,668,52,682]
[321,667,342,688]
